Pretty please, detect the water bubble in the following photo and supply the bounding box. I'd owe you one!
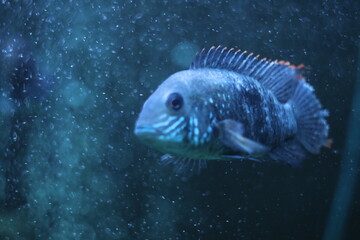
[171,41,199,68]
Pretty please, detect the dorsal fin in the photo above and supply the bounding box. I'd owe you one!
[190,46,305,103]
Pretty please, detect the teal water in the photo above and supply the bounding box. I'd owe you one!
[0,1,359,239]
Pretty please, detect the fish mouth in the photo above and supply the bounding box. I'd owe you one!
[134,124,161,140]
[134,122,186,152]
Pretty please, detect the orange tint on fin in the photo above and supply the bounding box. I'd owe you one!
[297,64,305,69]
[324,138,333,149]
[189,46,317,103]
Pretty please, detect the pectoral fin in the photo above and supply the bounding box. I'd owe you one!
[215,119,269,155]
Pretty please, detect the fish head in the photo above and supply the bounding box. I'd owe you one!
[134,70,196,155]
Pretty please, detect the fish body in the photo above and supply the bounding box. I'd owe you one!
[134,47,329,173]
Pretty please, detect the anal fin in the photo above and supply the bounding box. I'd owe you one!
[268,139,307,167]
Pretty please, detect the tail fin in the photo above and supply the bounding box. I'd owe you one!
[291,81,329,153]
[269,80,329,167]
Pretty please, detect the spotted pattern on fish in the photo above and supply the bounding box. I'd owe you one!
[135,46,329,174]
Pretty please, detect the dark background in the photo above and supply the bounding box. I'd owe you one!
[0,0,359,239]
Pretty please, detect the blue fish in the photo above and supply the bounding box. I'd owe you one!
[134,46,329,174]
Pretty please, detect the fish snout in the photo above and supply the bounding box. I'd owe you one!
[134,122,160,140]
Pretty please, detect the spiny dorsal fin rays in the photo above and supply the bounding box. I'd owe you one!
[227,49,241,69]
[213,46,228,67]
[220,48,234,66]
[237,52,253,71]
[207,47,217,67]
[248,57,267,75]
[232,50,247,70]
[211,46,223,68]
[190,46,306,103]
[204,47,213,67]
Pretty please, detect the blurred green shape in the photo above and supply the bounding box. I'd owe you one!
[323,46,360,240]
[0,209,34,240]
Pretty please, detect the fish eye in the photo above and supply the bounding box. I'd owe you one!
[166,92,183,111]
